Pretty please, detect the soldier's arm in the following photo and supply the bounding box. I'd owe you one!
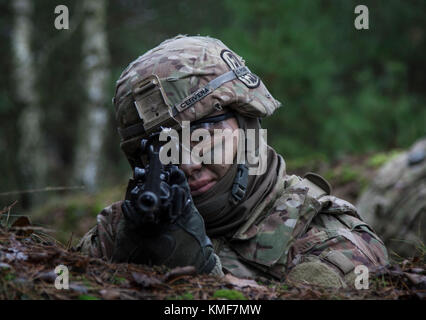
[227,174,389,287]
[75,201,123,261]
[286,194,389,288]
[76,201,225,277]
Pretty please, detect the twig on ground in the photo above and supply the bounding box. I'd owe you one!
[0,186,85,196]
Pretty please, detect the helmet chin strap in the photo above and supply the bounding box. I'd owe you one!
[230,163,248,206]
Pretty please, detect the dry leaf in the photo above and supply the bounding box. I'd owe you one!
[35,270,57,282]
[69,283,89,294]
[224,273,265,289]
[27,252,50,262]
[132,272,162,288]
[11,216,33,236]
[404,272,426,286]
[163,266,196,282]
[0,263,11,270]
[100,289,121,300]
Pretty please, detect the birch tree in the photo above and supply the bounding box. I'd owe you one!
[74,0,110,191]
[12,0,47,195]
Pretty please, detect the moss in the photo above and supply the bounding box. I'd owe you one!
[323,169,337,182]
[76,275,92,288]
[91,201,105,216]
[323,166,360,184]
[212,289,246,300]
[3,272,16,281]
[367,150,402,168]
[111,276,127,285]
[78,294,100,300]
[339,165,360,183]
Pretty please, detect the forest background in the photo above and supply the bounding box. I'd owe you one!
[0,0,424,245]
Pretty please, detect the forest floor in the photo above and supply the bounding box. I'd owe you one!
[0,221,424,300]
[0,151,425,300]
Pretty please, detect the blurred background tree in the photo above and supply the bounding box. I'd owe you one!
[0,0,425,214]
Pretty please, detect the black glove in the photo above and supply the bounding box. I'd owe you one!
[111,165,217,274]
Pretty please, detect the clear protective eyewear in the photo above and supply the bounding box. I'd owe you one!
[178,112,239,165]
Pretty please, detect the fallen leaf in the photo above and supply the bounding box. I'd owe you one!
[412,256,420,264]
[27,252,50,262]
[404,272,426,286]
[0,263,11,270]
[408,268,424,274]
[224,274,265,289]
[100,289,121,300]
[72,258,89,272]
[70,284,89,294]
[132,272,162,288]
[163,266,196,282]
[34,271,56,282]
[11,216,33,236]
[5,247,28,261]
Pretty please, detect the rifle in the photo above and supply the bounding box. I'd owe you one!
[124,131,173,227]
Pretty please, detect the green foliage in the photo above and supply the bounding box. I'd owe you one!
[78,294,100,300]
[111,276,127,286]
[280,284,289,291]
[3,272,16,281]
[340,167,361,184]
[212,289,246,300]
[367,150,402,168]
[0,0,425,200]
[206,0,426,159]
[29,185,123,245]
[76,275,92,288]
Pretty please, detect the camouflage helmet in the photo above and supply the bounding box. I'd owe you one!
[113,35,281,166]
[357,137,426,257]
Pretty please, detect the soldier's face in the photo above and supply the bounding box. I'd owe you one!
[179,112,239,196]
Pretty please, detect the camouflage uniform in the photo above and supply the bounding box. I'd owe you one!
[77,35,389,288]
[357,138,426,257]
[78,156,388,288]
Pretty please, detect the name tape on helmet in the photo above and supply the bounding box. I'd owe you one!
[173,66,251,116]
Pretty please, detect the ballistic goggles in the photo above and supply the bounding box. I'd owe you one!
[177,112,239,165]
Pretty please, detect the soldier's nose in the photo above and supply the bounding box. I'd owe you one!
[180,162,202,178]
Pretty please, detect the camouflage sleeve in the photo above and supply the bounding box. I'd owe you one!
[286,195,389,288]
[228,178,389,288]
[75,201,123,261]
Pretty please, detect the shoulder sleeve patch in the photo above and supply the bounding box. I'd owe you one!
[303,172,332,195]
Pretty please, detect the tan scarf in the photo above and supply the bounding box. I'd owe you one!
[193,114,280,237]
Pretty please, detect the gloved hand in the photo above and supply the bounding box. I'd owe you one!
[111,165,218,274]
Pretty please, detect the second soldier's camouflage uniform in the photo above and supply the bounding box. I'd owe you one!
[77,35,389,288]
[357,138,426,258]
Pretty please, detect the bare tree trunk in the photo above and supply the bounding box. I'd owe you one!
[74,0,110,191]
[12,0,47,200]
